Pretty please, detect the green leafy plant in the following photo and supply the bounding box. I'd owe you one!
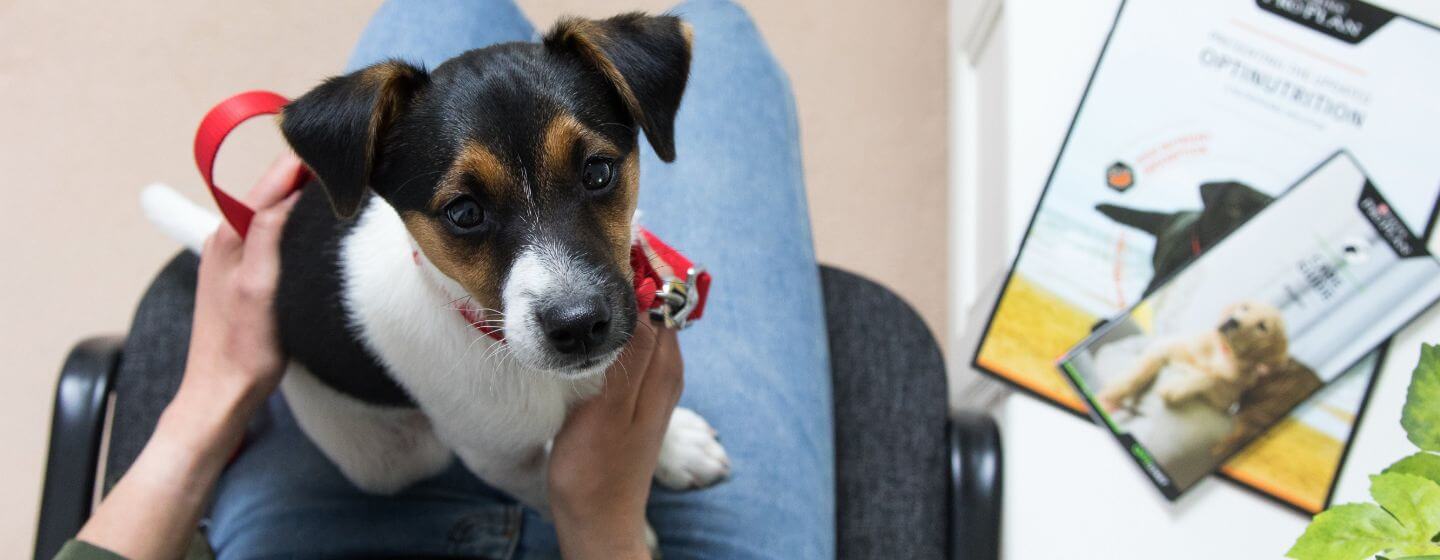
[1288,344,1440,560]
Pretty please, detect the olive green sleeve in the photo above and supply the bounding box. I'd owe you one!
[53,533,213,560]
[52,540,127,560]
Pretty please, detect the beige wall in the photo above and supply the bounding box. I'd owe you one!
[0,0,946,552]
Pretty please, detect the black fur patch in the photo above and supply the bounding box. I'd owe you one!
[276,186,415,406]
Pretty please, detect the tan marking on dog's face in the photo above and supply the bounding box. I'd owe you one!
[538,114,638,279]
[1220,301,1288,367]
[400,141,521,312]
[433,141,514,209]
[402,211,504,312]
[608,152,641,279]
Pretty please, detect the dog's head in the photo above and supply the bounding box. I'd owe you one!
[281,14,692,378]
[1197,181,1272,243]
[1217,301,1288,375]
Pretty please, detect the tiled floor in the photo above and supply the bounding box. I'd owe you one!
[0,0,946,552]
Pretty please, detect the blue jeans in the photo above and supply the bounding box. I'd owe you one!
[206,0,834,558]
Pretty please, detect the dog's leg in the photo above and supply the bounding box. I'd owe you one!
[1158,363,1211,407]
[1097,346,1171,410]
[453,444,551,513]
[654,407,730,490]
[282,365,452,494]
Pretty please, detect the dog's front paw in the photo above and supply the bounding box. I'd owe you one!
[644,522,661,558]
[655,407,730,490]
[1096,392,1124,411]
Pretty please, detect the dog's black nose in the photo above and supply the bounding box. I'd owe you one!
[1220,318,1240,332]
[539,297,612,355]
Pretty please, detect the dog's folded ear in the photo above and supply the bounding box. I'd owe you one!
[281,60,429,219]
[545,13,692,162]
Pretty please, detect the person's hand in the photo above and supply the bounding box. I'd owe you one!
[76,153,303,560]
[177,153,303,420]
[548,320,683,559]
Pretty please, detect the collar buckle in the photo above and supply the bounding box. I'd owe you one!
[651,265,705,329]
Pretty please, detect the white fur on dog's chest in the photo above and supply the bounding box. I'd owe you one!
[339,198,599,450]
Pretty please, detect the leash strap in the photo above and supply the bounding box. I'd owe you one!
[194,90,309,237]
[193,91,709,336]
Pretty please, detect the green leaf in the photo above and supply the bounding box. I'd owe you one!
[1288,503,1409,560]
[1388,453,1440,488]
[1403,344,1440,452]
[1384,544,1440,558]
[1371,473,1440,543]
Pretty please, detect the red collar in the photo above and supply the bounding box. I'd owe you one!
[195,91,710,344]
[437,227,710,343]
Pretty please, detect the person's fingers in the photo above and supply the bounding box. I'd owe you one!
[206,221,244,265]
[563,322,658,423]
[244,152,306,208]
[607,320,662,414]
[633,325,683,428]
[239,191,300,294]
[243,191,299,256]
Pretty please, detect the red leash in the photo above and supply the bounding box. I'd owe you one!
[193,91,709,339]
[194,91,310,237]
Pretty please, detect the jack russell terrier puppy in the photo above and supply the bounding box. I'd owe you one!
[146,12,730,523]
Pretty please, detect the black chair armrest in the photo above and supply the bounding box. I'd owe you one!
[949,411,1003,560]
[822,265,951,558]
[35,336,123,560]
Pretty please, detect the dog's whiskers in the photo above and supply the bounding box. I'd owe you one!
[390,169,443,199]
[440,294,473,310]
[442,330,495,379]
[597,121,636,134]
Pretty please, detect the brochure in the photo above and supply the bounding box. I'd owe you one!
[971,0,1440,511]
[1059,152,1440,499]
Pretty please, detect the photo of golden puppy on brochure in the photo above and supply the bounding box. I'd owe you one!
[1062,152,1440,499]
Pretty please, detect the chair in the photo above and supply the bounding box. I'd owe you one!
[35,253,1001,559]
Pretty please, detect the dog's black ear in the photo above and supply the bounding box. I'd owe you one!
[281,60,429,218]
[545,13,692,162]
[1199,182,1229,208]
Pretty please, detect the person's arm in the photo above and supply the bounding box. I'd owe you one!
[69,156,302,560]
[548,321,683,559]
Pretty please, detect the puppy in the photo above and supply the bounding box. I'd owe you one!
[1097,181,1272,294]
[1097,301,1289,415]
[153,13,730,524]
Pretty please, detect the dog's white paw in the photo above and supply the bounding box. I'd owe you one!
[655,407,730,490]
[644,522,661,558]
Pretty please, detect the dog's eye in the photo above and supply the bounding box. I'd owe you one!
[1257,322,1268,332]
[582,157,615,192]
[443,197,486,232]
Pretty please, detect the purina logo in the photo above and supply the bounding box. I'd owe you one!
[1357,181,1426,258]
[1256,0,1395,44]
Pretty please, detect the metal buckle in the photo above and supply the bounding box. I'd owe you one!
[650,265,705,329]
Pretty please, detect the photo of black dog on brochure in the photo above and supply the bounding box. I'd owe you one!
[1097,181,1273,295]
